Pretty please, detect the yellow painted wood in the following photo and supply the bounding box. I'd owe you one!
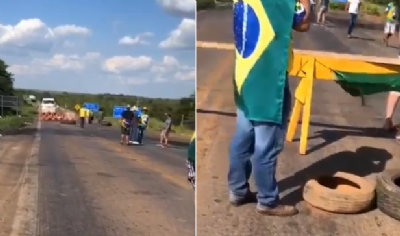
[290,51,400,80]
[196,40,400,72]
[286,99,302,142]
[196,40,400,155]
[299,57,315,155]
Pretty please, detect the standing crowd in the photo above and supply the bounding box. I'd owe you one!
[119,105,149,145]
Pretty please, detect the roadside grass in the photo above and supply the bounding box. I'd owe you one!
[0,105,37,132]
[104,117,193,138]
[197,0,216,10]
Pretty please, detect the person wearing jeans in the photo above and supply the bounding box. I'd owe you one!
[346,0,362,38]
[229,0,310,217]
[228,85,294,216]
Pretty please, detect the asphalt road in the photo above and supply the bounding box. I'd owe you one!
[0,120,194,236]
[197,9,400,236]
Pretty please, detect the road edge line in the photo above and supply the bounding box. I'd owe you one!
[9,120,41,236]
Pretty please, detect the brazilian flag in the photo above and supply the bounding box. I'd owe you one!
[233,0,295,123]
[335,72,400,97]
[188,132,196,166]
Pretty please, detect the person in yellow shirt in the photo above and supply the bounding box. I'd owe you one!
[78,107,86,128]
[138,107,149,144]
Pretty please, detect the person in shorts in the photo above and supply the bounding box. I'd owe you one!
[316,0,329,26]
[383,2,397,47]
[160,113,172,148]
[120,105,134,145]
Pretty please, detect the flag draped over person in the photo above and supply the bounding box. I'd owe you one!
[233,0,295,123]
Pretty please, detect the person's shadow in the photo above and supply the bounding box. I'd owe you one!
[278,146,392,206]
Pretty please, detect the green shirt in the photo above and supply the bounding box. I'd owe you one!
[386,3,396,23]
[187,133,195,163]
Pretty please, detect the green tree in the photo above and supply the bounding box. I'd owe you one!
[0,59,15,96]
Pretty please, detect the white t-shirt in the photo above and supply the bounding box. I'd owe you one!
[348,0,361,14]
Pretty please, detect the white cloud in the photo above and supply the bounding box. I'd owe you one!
[53,25,90,37]
[0,18,90,53]
[150,55,195,82]
[118,32,153,46]
[10,52,193,89]
[9,52,100,75]
[159,18,195,49]
[157,0,195,18]
[151,55,180,74]
[103,56,153,74]
[174,70,195,80]
[162,55,180,67]
[83,52,101,60]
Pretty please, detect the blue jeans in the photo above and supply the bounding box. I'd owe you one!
[347,13,358,35]
[129,125,138,142]
[228,86,291,207]
[138,126,145,144]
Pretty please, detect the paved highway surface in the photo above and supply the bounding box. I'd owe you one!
[197,9,400,236]
[0,121,194,236]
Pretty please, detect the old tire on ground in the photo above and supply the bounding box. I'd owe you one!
[101,121,112,126]
[376,169,400,221]
[303,172,375,213]
[60,120,76,125]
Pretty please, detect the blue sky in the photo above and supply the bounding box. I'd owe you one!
[0,0,195,98]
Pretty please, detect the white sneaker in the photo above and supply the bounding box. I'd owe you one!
[132,141,139,145]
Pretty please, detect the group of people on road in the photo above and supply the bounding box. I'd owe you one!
[120,105,149,146]
[78,106,96,128]
[313,0,400,47]
[313,0,362,38]
[119,104,174,148]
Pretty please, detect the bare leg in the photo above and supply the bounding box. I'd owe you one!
[164,137,168,146]
[316,10,322,24]
[384,92,400,130]
[321,12,326,25]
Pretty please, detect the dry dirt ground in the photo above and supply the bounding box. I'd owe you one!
[0,120,194,236]
[197,9,400,236]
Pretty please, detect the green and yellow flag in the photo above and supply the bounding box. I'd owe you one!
[233,0,294,123]
[188,132,196,165]
[335,72,400,96]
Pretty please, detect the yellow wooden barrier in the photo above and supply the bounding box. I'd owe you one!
[197,41,400,155]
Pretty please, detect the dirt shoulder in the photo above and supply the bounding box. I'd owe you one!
[145,130,191,146]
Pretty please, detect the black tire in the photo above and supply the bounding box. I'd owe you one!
[376,169,400,221]
[60,120,76,125]
[101,121,112,126]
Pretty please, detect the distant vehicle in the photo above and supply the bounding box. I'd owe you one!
[41,97,57,113]
[28,95,37,103]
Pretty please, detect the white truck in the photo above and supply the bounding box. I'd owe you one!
[40,97,58,114]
